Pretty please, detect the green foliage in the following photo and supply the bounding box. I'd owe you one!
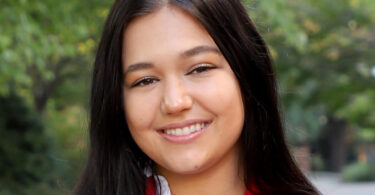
[246,0,375,146]
[44,104,88,190]
[341,162,375,182]
[311,154,325,171]
[0,0,113,112]
[0,92,56,194]
[285,103,324,145]
[0,0,112,193]
[0,0,374,193]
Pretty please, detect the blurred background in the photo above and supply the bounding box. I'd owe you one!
[0,0,374,194]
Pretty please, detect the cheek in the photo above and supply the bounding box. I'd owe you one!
[215,77,244,135]
[123,90,160,132]
[194,72,244,120]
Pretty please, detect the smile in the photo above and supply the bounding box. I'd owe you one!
[163,122,205,136]
[158,120,212,143]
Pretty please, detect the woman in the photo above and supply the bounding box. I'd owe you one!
[75,0,320,194]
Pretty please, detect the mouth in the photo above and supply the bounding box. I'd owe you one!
[162,122,209,136]
[157,120,212,143]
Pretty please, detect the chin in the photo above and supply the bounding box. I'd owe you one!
[168,165,207,175]
[161,156,213,175]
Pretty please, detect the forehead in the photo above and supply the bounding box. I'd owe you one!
[122,5,217,67]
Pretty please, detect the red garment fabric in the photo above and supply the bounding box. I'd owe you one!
[146,177,156,195]
[145,177,254,195]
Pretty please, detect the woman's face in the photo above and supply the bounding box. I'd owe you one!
[122,6,244,175]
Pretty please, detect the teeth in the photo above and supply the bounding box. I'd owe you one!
[183,127,189,134]
[164,123,205,136]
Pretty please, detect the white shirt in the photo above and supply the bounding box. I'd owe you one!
[144,167,171,195]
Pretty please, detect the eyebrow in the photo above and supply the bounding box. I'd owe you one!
[181,45,221,58]
[124,62,153,75]
[124,45,221,74]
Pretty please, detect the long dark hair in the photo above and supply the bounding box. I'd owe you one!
[74,0,319,194]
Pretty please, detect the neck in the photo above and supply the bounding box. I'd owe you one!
[157,145,246,195]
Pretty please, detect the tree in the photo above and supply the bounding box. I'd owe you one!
[247,0,375,171]
[0,1,113,193]
[0,0,113,114]
[0,92,54,194]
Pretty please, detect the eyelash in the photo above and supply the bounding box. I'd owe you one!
[130,64,216,88]
[131,77,159,87]
[186,64,217,75]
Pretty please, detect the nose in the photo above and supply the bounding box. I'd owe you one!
[161,79,193,115]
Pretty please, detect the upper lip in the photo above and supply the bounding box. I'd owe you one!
[157,119,211,131]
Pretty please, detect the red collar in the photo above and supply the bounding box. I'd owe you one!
[145,177,156,195]
[146,177,254,195]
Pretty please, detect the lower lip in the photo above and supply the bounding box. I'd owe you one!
[159,122,211,144]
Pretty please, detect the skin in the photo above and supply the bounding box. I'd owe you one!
[122,5,246,195]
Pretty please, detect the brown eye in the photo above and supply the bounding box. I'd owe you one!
[186,64,217,75]
[131,77,159,87]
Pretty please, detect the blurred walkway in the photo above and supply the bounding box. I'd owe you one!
[309,172,375,195]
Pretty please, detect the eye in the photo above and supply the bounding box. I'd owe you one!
[186,64,217,75]
[131,77,159,87]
